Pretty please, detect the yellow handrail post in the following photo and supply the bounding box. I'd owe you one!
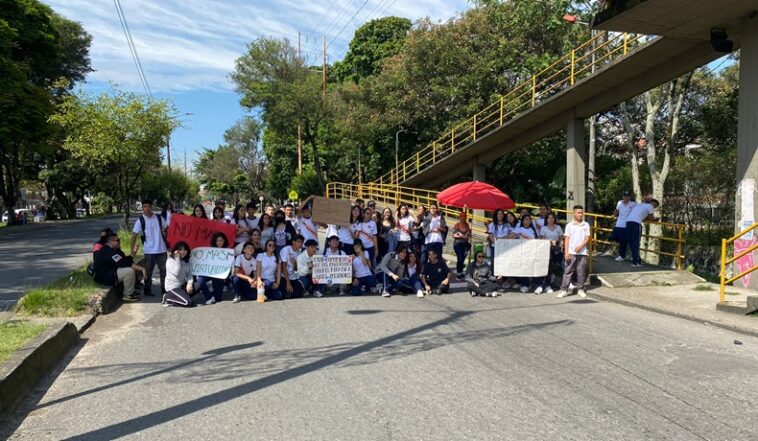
[416,152,420,172]
[403,162,407,181]
[570,49,575,85]
[677,226,684,270]
[531,75,537,107]
[720,238,727,304]
[623,33,628,55]
[499,96,504,125]
[451,128,455,153]
[473,114,477,141]
[432,142,436,163]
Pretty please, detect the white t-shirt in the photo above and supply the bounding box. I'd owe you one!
[564,221,591,256]
[425,215,444,244]
[296,251,315,277]
[279,245,302,280]
[627,203,655,224]
[358,221,377,249]
[488,222,511,239]
[615,200,637,228]
[324,247,345,257]
[235,254,257,277]
[133,213,167,254]
[407,264,418,278]
[235,218,254,244]
[540,224,563,242]
[516,226,537,239]
[299,217,319,243]
[338,225,354,245]
[397,216,415,242]
[256,253,278,281]
[352,251,372,278]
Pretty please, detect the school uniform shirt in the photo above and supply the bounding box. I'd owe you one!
[540,225,563,242]
[516,226,537,239]
[296,252,315,277]
[358,221,378,249]
[299,217,319,243]
[256,253,278,281]
[274,225,291,248]
[235,218,254,244]
[535,217,546,231]
[615,200,637,228]
[260,226,274,245]
[425,215,445,244]
[338,225,354,245]
[324,247,345,257]
[352,251,373,278]
[166,257,191,292]
[235,254,257,277]
[627,202,654,224]
[564,221,591,256]
[406,264,418,278]
[397,215,415,242]
[132,213,167,254]
[422,259,450,287]
[487,222,511,240]
[280,245,302,280]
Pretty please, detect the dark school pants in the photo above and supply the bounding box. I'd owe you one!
[626,221,642,265]
[143,252,167,294]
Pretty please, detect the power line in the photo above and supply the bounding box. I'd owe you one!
[326,0,370,52]
[114,0,152,96]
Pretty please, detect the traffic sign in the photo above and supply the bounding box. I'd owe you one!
[288,190,299,201]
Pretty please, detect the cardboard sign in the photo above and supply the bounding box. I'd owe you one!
[311,196,352,227]
[190,247,234,279]
[311,255,353,285]
[167,214,236,250]
[493,239,550,277]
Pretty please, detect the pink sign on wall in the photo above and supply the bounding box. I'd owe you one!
[733,237,758,287]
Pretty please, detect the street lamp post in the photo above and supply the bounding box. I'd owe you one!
[167,112,193,173]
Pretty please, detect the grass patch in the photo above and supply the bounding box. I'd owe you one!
[0,320,47,363]
[119,228,142,258]
[16,265,99,317]
[693,284,715,291]
[725,291,740,296]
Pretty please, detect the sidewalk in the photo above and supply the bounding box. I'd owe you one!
[588,283,758,337]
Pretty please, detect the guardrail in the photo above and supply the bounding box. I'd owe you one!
[326,182,685,271]
[720,222,758,303]
[379,31,650,186]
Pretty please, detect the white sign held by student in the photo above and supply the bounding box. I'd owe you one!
[494,239,550,277]
[190,247,234,279]
[312,255,353,285]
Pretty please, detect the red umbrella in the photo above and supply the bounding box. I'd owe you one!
[436,181,515,211]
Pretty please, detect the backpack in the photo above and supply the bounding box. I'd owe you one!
[139,214,169,247]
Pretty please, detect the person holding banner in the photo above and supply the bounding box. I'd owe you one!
[537,212,563,294]
[465,252,499,297]
[396,204,415,251]
[196,232,230,304]
[421,248,450,295]
[190,204,207,219]
[557,206,590,298]
[323,235,349,295]
[351,242,377,296]
[256,240,282,302]
[164,241,196,307]
[515,214,540,293]
[296,239,320,297]
[279,234,305,298]
[487,209,513,260]
[232,242,258,303]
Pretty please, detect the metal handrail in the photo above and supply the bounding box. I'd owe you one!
[720,221,758,303]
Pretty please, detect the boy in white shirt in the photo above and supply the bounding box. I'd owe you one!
[297,206,320,246]
[130,199,168,296]
[296,239,320,297]
[557,205,591,298]
[611,191,636,262]
[279,234,304,298]
[626,198,659,267]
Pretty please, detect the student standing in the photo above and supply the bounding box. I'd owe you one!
[396,204,415,251]
[487,209,509,259]
[377,207,396,261]
[279,234,304,298]
[211,206,229,223]
[626,198,659,267]
[256,239,282,302]
[297,206,319,246]
[190,204,207,219]
[611,191,636,262]
[452,212,472,279]
[346,205,363,255]
[515,214,539,293]
[130,199,168,296]
[232,204,253,255]
[424,204,447,262]
[245,202,259,225]
[538,212,563,294]
[232,242,258,303]
[557,206,591,298]
[273,210,296,253]
[358,208,379,263]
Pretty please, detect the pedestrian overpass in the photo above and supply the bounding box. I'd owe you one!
[372,0,758,216]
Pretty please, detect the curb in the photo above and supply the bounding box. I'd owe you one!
[587,291,758,338]
[0,322,79,418]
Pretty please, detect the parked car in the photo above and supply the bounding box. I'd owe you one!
[75,208,87,217]
[1,211,7,223]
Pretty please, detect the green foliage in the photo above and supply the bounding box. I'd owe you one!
[16,264,98,317]
[140,167,199,206]
[333,17,412,83]
[0,320,47,363]
[290,167,321,199]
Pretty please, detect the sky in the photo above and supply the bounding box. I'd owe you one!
[42,0,471,170]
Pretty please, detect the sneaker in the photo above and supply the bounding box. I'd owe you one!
[314,290,324,298]
[631,263,643,268]
[303,290,312,297]
[519,285,529,293]
[122,296,140,302]
[614,256,625,262]
[205,297,216,305]
[501,282,513,290]
[577,289,587,298]
[546,287,554,294]
[232,296,241,303]
[556,290,568,298]
[162,302,171,307]
[375,283,384,292]
[488,292,499,297]
[469,291,477,297]
[381,291,391,297]
[416,289,424,298]
[569,283,576,290]
[534,286,543,295]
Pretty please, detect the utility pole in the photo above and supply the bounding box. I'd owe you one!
[167,138,172,174]
[297,31,303,175]
[184,146,187,178]
[322,33,327,97]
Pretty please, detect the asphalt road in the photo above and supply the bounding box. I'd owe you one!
[0,217,122,310]
[2,289,757,440]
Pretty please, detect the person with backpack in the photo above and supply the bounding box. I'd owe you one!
[163,241,196,307]
[130,199,168,297]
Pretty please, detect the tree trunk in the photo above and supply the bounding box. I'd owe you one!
[303,127,325,192]
[620,102,642,202]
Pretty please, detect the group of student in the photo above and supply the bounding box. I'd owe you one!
[90,191,658,307]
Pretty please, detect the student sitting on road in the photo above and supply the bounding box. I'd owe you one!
[378,243,408,297]
[296,239,320,297]
[351,241,377,296]
[256,239,282,302]
[403,250,425,297]
[279,234,304,299]
[421,248,451,296]
[196,232,230,305]
[232,242,258,303]
[322,235,349,295]
[465,252,499,297]
[164,241,196,307]
[93,232,147,302]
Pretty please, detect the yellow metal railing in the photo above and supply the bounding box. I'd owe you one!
[326,182,685,271]
[379,31,650,186]
[720,222,758,303]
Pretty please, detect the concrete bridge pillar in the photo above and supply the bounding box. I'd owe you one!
[566,114,587,216]
[472,157,487,225]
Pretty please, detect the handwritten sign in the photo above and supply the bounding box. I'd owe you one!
[493,239,550,277]
[311,196,352,227]
[312,255,353,285]
[167,214,236,250]
[190,247,234,279]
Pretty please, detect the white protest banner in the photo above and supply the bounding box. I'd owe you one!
[311,255,353,285]
[493,239,550,277]
[190,247,234,279]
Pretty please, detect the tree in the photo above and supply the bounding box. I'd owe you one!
[223,116,266,196]
[51,89,176,227]
[333,17,412,83]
